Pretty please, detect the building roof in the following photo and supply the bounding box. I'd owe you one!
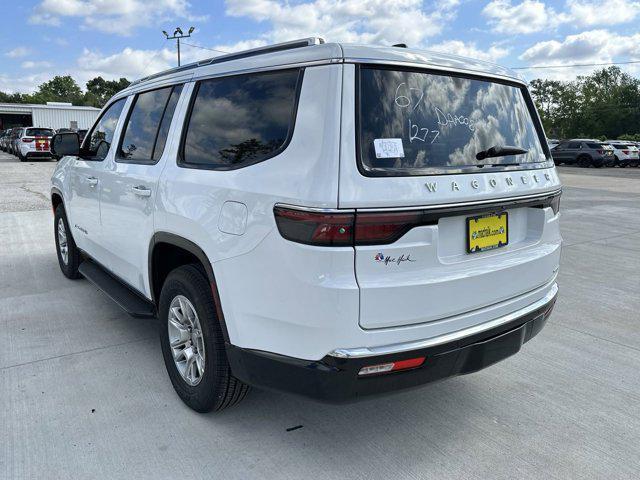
[0,102,100,112]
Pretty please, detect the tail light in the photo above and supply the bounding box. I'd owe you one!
[550,194,561,214]
[22,138,34,143]
[358,356,425,376]
[273,207,354,246]
[274,207,428,246]
[623,150,629,155]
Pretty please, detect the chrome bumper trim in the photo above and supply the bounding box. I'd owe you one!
[329,283,558,359]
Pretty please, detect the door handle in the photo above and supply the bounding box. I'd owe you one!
[132,185,152,197]
[86,176,98,187]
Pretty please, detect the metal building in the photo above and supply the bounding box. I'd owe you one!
[0,102,100,130]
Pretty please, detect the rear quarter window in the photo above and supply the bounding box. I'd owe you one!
[180,69,302,170]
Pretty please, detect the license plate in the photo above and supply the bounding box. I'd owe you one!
[467,212,508,253]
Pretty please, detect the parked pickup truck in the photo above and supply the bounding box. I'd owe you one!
[51,38,562,412]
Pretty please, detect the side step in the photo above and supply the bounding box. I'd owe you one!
[79,260,156,318]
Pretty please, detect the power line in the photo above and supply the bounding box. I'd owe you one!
[512,60,640,70]
[180,42,229,55]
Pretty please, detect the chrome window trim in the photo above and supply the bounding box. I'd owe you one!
[329,282,558,358]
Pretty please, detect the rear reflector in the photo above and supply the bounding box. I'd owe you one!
[358,356,425,376]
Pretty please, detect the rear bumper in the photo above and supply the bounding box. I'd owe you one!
[227,286,557,403]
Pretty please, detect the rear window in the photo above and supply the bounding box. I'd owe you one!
[358,67,549,176]
[586,143,602,149]
[26,128,53,137]
[611,144,628,149]
[181,69,301,170]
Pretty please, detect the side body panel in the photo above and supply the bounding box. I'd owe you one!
[154,64,359,354]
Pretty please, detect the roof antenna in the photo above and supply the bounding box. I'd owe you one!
[392,43,407,48]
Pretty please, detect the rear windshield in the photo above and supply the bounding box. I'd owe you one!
[26,128,53,137]
[610,144,628,149]
[358,67,549,176]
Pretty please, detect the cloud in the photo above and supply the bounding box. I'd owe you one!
[426,40,510,63]
[518,30,640,79]
[482,0,567,34]
[5,47,32,58]
[224,0,460,46]
[28,0,206,35]
[21,61,53,69]
[76,47,177,80]
[566,0,640,26]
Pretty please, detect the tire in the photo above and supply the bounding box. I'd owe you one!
[54,204,82,279]
[159,264,249,412]
[577,155,592,168]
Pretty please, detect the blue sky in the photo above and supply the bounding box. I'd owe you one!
[2,0,639,93]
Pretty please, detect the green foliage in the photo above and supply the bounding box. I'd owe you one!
[0,75,130,108]
[530,67,640,140]
[84,77,131,108]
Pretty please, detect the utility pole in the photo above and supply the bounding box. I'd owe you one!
[163,27,195,66]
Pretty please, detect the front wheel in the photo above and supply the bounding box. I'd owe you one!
[159,264,249,412]
[54,204,82,279]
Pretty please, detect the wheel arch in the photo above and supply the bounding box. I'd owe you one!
[51,187,64,212]
[149,232,231,343]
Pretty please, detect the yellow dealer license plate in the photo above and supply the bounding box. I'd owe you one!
[467,212,508,253]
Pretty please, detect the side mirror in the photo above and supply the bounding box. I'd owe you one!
[51,132,80,157]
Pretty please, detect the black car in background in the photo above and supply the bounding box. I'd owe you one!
[551,140,615,167]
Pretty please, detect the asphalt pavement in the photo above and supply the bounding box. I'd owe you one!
[1,150,639,479]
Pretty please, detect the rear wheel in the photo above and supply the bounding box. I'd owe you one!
[159,264,249,412]
[577,155,592,168]
[54,204,82,279]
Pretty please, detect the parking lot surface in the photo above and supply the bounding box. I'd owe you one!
[1,150,639,479]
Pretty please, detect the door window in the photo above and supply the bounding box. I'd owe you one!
[118,85,183,163]
[567,142,581,149]
[83,98,126,161]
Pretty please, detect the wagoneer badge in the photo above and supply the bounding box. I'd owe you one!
[425,172,553,193]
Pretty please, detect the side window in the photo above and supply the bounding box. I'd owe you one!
[84,98,126,161]
[181,69,301,169]
[568,142,581,149]
[118,84,183,163]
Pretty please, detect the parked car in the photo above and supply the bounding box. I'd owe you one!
[551,139,614,167]
[15,127,54,161]
[51,38,562,412]
[9,127,25,156]
[0,129,11,151]
[605,141,640,167]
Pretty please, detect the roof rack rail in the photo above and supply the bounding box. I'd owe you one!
[130,37,325,87]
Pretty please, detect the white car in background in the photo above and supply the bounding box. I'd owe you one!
[50,38,562,412]
[16,127,54,161]
[605,141,640,167]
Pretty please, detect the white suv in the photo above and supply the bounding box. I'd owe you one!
[16,127,55,161]
[605,141,640,167]
[50,38,562,412]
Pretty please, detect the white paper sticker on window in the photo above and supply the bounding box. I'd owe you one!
[374,138,405,159]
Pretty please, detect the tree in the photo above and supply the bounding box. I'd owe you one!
[84,76,131,108]
[28,75,84,105]
[530,67,640,139]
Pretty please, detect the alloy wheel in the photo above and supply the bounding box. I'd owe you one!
[167,295,206,386]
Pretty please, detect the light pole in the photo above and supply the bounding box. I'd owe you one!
[162,26,195,66]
